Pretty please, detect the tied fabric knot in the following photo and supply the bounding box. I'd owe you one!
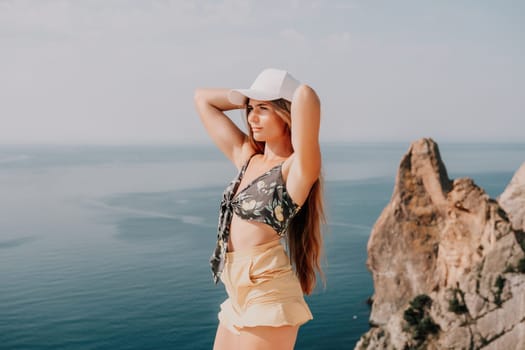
[211,193,234,284]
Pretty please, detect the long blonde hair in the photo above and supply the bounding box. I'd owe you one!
[244,98,325,295]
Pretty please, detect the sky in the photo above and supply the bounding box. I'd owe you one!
[1,0,524,145]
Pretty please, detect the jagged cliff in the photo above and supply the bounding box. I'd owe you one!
[355,138,525,350]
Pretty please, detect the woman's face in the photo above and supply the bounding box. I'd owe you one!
[247,99,289,142]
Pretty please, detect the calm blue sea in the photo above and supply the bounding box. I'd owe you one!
[0,142,523,350]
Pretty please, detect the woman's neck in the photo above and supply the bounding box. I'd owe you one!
[261,139,293,163]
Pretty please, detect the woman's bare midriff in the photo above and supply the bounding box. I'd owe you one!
[227,214,282,252]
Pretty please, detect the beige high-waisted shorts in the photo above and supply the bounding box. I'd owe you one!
[218,238,313,335]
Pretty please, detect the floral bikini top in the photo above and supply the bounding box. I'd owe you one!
[210,154,301,283]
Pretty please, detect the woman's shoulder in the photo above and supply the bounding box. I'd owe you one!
[232,143,259,170]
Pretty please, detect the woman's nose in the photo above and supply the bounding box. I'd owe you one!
[248,111,259,123]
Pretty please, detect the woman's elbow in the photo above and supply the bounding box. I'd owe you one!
[293,84,320,104]
[193,88,204,104]
[194,89,213,111]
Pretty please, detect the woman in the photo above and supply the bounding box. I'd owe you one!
[194,68,324,350]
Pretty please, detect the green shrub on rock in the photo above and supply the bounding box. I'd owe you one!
[493,275,506,307]
[402,294,440,348]
[448,288,468,315]
[518,258,525,273]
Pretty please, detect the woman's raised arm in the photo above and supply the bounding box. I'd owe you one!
[193,88,251,168]
[287,84,322,204]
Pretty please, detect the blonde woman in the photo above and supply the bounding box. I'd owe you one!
[194,68,324,350]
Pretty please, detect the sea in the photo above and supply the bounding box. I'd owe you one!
[0,142,523,350]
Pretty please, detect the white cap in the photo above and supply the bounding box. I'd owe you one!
[228,68,301,105]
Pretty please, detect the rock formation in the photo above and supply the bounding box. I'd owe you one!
[499,163,525,232]
[355,138,525,350]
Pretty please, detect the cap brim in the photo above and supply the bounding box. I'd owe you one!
[227,89,280,105]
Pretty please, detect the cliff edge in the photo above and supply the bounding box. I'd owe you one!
[356,138,525,350]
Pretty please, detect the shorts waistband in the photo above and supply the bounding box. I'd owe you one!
[226,238,283,262]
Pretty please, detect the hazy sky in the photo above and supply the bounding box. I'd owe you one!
[1,0,524,144]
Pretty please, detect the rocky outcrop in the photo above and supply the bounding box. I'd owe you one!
[355,138,525,350]
[499,163,525,232]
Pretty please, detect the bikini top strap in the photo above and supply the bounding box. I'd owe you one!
[240,153,258,173]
